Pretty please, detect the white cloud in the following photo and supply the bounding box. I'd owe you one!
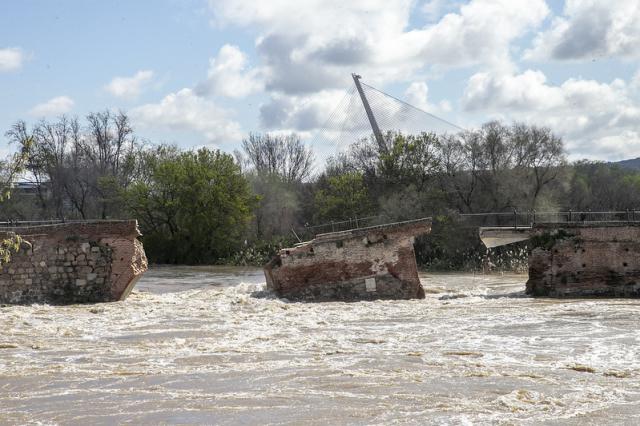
[405,82,431,111]
[130,88,243,144]
[413,0,549,71]
[260,90,349,131]
[404,81,451,114]
[463,70,564,111]
[526,0,640,60]
[105,70,154,99]
[208,0,549,95]
[259,82,458,156]
[462,69,640,160]
[258,89,374,165]
[197,44,264,98]
[0,47,25,72]
[29,96,74,117]
[631,70,640,91]
[421,0,464,22]
[127,49,260,145]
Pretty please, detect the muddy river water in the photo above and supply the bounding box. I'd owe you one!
[2,266,640,425]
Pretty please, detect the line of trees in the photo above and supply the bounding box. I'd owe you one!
[5,111,139,220]
[3,111,640,267]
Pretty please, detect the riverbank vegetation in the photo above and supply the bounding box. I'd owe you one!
[3,111,640,270]
[0,134,31,265]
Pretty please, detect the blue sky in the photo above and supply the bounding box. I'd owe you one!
[2,0,639,161]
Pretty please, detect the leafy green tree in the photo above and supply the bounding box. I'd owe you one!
[314,172,373,222]
[378,132,441,191]
[125,147,255,264]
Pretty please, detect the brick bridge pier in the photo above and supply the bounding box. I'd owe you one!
[477,211,640,297]
[0,220,148,304]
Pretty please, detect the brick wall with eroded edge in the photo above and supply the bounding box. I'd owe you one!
[0,221,148,304]
[265,220,430,301]
[526,224,640,297]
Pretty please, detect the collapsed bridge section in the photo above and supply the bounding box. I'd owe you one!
[264,218,431,301]
[525,223,640,297]
[0,220,148,304]
[479,215,640,297]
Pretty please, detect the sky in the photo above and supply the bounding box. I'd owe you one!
[1,0,640,162]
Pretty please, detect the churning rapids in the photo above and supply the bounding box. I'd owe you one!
[2,266,640,425]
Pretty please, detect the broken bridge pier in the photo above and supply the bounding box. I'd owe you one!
[264,218,431,301]
[0,220,148,304]
[478,211,640,297]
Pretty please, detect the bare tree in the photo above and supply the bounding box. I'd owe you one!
[82,111,139,218]
[241,133,314,183]
[437,122,565,213]
[32,116,77,218]
[437,132,482,213]
[4,111,141,220]
[511,123,566,208]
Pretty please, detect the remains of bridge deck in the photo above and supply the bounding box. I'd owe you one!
[480,221,640,297]
[0,220,147,304]
[264,218,431,301]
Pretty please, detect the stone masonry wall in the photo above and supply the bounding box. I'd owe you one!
[265,220,430,301]
[0,221,147,304]
[526,224,640,297]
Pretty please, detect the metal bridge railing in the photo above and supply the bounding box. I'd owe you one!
[459,212,533,228]
[460,210,640,229]
[294,210,640,241]
[0,219,66,227]
[0,219,132,228]
[296,215,384,241]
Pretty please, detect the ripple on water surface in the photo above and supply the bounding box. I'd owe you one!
[2,267,640,424]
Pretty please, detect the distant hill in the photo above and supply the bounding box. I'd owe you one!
[612,158,640,170]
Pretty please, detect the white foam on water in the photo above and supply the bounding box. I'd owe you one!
[2,267,640,424]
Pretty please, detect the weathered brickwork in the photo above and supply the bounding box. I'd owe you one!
[264,219,431,301]
[526,224,640,297]
[0,221,147,304]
